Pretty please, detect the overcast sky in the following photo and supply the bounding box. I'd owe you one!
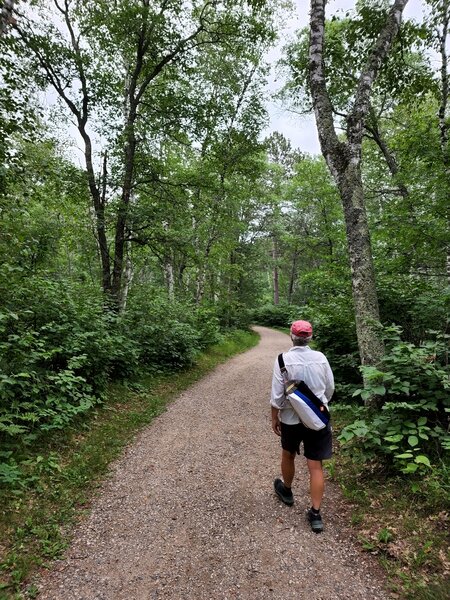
[263,0,430,155]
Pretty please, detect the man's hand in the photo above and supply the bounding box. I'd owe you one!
[271,406,281,436]
[272,415,281,436]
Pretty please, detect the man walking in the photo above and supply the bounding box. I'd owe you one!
[271,320,334,533]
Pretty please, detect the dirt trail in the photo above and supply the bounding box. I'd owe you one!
[36,326,391,600]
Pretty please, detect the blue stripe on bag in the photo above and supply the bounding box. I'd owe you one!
[292,389,329,425]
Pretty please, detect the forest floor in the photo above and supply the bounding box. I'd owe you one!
[33,326,392,600]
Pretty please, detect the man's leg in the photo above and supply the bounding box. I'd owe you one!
[306,458,324,510]
[281,449,296,488]
[274,425,298,506]
[274,449,296,505]
[306,458,325,532]
[304,426,331,532]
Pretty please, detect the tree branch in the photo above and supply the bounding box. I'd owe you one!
[308,0,346,174]
[348,0,410,146]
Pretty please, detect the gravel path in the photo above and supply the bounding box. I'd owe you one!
[36,326,391,600]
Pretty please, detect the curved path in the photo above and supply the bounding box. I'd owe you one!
[37,326,390,600]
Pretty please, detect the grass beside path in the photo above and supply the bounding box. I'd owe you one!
[0,329,259,600]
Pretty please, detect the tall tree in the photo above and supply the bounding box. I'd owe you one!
[428,0,450,284]
[308,0,409,379]
[264,132,302,305]
[12,0,277,309]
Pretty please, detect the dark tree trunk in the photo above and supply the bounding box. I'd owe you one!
[1,0,16,35]
[89,142,111,294]
[288,249,299,303]
[272,238,279,305]
[111,120,136,304]
[366,106,409,198]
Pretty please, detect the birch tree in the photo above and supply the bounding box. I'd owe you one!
[308,0,409,376]
[429,0,450,285]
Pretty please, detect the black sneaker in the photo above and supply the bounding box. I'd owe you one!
[274,478,294,506]
[306,508,323,533]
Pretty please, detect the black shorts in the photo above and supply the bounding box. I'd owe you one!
[280,421,332,461]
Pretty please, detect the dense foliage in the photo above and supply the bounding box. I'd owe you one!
[0,0,280,490]
[340,325,449,476]
[0,2,449,598]
[0,0,448,503]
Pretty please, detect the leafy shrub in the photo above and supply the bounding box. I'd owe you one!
[215,301,252,330]
[193,307,223,349]
[0,276,230,447]
[251,303,301,328]
[122,293,222,371]
[0,310,100,439]
[377,276,449,343]
[0,279,142,441]
[338,326,450,475]
[128,317,201,370]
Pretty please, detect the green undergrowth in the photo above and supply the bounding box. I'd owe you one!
[330,407,450,600]
[0,329,259,600]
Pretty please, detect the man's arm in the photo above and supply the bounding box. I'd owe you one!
[271,356,285,435]
[324,359,335,402]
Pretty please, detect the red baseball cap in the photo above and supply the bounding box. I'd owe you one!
[290,320,313,337]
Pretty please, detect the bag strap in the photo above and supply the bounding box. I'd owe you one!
[277,353,286,372]
[278,353,288,382]
[278,353,290,399]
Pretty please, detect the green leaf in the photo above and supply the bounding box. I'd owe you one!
[353,427,368,436]
[337,431,354,443]
[395,452,414,459]
[417,416,427,426]
[415,455,431,467]
[372,386,386,395]
[402,463,419,474]
[408,435,419,447]
[384,434,403,443]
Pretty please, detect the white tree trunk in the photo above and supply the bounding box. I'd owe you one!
[165,259,175,302]
[437,0,450,286]
[119,245,133,313]
[196,270,205,305]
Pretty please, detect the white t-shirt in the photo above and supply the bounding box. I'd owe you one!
[271,345,335,425]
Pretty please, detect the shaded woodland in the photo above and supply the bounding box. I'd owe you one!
[0,1,448,594]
